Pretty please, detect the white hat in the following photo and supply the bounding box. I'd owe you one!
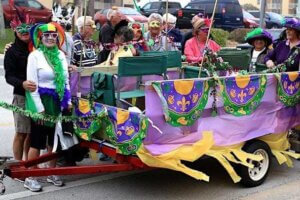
[162,13,177,24]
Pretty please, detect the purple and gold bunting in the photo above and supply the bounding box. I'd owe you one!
[101,107,149,155]
[276,72,300,106]
[152,79,209,127]
[220,75,267,116]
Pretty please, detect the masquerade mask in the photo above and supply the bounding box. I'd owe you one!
[16,23,31,34]
[132,23,141,30]
[42,32,59,39]
[149,20,161,28]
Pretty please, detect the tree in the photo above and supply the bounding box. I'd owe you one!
[242,3,259,11]
[0,0,6,38]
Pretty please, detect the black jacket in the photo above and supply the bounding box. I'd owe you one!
[4,36,29,96]
[99,21,114,63]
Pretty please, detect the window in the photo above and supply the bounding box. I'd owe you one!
[14,0,27,7]
[168,3,181,9]
[150,2,160,9]
[28,0,42,9]
[143,3,151,10]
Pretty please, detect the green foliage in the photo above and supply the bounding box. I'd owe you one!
[211,28,229,47]
[228,28,251,43]
[0,29,15,54]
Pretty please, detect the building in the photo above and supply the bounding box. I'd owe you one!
[239,0,299,17]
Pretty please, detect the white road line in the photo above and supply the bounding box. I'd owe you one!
[0,170,143,200]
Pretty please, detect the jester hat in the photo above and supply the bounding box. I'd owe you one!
[245,28,273,46]
[284,18,300,32]
[30,22,65,49]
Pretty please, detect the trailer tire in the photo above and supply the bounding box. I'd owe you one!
[238,140,272,187]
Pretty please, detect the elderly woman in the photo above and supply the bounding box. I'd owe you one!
[144,13,178,51]
[245,28,273,66]
[184,15,220,64]
[25,22,71,191]
[265,18,300,71]
[162,13,182,49]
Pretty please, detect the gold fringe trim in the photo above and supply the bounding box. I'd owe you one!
[259,132,300,167]
[136,131,214,182]
[205,144,263,183]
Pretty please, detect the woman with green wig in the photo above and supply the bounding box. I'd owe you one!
[24,22,71,192]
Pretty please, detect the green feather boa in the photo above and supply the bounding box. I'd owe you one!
[39,44,65,101]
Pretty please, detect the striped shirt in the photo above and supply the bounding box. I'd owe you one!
[71,33,98,67]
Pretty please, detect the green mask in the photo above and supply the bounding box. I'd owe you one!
[16,23,31,34]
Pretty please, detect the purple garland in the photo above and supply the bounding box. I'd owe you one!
[38,87,71,110]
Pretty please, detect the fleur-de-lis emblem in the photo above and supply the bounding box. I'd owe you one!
[288,84,295,94]
[238,90,247,103]
[230,89,236,98]
[125,126,135,136]
[192,93,199,103]
[168,95,175,104]
[177,97,190,111]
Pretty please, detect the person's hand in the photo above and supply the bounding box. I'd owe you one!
[3,42,12,55]
[23,80,37,92]
[266,60,275,68]
[68,65,77,73]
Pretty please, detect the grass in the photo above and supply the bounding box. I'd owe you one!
[0,29,15,54]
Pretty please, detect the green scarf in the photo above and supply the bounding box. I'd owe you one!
[39,44,65,101]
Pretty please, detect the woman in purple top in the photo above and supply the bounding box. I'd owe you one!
[265,18,300,71]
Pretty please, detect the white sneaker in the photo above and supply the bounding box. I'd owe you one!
[47,175,64,187]
[24,177,42,192]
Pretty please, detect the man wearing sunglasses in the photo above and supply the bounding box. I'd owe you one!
[144,13,178,52]
[4,10,36,163]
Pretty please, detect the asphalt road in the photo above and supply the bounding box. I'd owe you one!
[0,62,299,200]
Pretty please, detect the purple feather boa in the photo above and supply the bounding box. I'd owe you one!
[38,87,71,110]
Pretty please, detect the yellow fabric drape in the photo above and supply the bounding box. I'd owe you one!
[137,131,214,182]
[205,144,263,183]
[259,132,300,167]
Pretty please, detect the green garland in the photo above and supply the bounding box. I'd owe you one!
[39,44,65,101]
[0,100,104,123]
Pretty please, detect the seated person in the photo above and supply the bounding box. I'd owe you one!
[265,18,300,72]
[245,28,273,65]
[129,22,149,55]
[184,15,220,64]
[144,13,178,51]
[162,13,183,50]
[100,20,135,66]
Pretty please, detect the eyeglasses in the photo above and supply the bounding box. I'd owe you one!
[149,21,161,28]
[132,23,141,30]
[42,32,59,39]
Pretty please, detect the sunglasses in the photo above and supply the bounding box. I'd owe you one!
[199,27,209,33]
[149,21,161,28]
[132,23,141,30]
[42,32,59,39]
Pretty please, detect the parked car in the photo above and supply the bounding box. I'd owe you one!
[140,1,181,17]
[138,0,189,8]
[243,9,259,28]
[248,11,284,29]
[236,28,284,49]
[94,7,148,27]
[1,0,52,27]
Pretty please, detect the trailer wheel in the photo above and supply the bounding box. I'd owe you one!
[238,140,272,187]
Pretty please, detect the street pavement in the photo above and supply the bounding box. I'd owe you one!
[0,61,299,200]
